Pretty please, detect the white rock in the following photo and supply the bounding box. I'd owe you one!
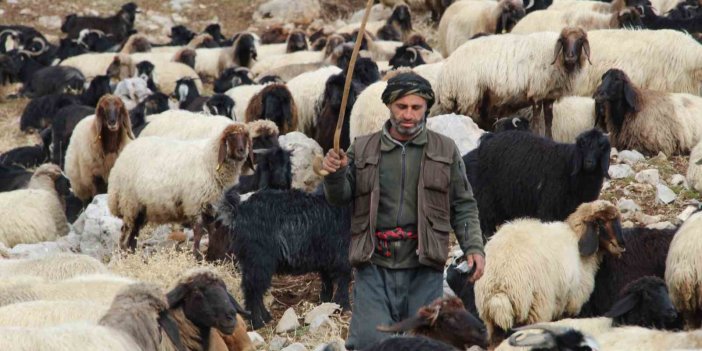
[86,9,100,16]
[647,221,676,230]
[20,8,32,15]
[309,315,335,333]
[254,0,322,25]
[635,169,660,186]
[38,16,62,30]
[0,9,6,16]
[622,220,635,228]
[610,147,619,158]
[171,13,187,23]
[305,303,340,324]
[656,184,677,204]
[9,240,72,259]
[634,212,661,226]
[677,206,699,222]
[618,198,641,214]
[609,164,634,179]
[276,307,300,334]
[653,151,668,161]
[73,195,123,261]
[247,332,265,347]
[618,150,645,165]
[670,174,688,188]
[282,343,307,351]
[601,180,611,191]
[270,335,288,351]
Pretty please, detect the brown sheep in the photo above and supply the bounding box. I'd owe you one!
[65,94,133,203]
[245,83,298,134]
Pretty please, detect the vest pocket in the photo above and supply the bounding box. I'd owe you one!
[421,206,451,268]
[349,214,374,266]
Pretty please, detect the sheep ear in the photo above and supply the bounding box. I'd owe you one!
[578,222,599,256]
[158,310,186,351]
[228,292,251,318]
[93,111,103,143]
[217,138,228,171]
[623,81,638,112]
[551,39,563,65]
[605,294,639,319]
[245,137,255,173]
[120,104,134,139]
[166,284,188,308]
[570,148,583,176]
[376,316,430,333]
[582,39,592,65]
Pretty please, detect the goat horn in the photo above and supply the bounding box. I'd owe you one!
[512,117,520,128]
[312,155,329,177]
[407,46,419,62]
[524,0,535,10]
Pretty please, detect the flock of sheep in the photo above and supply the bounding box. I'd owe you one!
[0,0,702,349]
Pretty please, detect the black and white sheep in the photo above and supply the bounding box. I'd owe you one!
[204,94,235,120]
[50,104,94,167]
[463,128,610,237]
[214,187,352,329]
[61,2,137,42]
[245,83,298,134]
[21,65,85,98]
[213,66,255,94]
[129,92,171,136]
[173,77,209,112]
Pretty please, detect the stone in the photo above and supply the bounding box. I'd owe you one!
[309,315,335,333]
[635,169,660,186]
[313,340,345,351]
[601,180,611,191]
[38,16,62,30]
[254,0,322,25]
[677,206,699,222]
[618,198,641,214]
[618,150,645,165]
[609,164,634,179]
[270,335,288,351]
[656,184,677,204]
[670,174,688,188]
[647,221,676,230]
[652,151,668,161]
[276,307,300,334]
[305,303,340,324]
[20,8,32,15]
[622,220,635,228]
[282,343,307,351]
[610,147,619,158]
[72,195,123,262]
[634,212,661,226]
[247,332,265,347]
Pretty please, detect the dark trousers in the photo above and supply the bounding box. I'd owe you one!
[345,264,443,350]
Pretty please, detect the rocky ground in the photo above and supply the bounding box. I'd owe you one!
[1,0,699,350]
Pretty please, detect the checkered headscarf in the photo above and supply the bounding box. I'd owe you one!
[381,72,435,111]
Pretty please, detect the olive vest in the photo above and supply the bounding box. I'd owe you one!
[349,129,456,271]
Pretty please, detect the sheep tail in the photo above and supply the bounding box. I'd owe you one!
[485,292,515,331]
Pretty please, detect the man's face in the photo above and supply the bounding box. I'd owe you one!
[388,94,428,136]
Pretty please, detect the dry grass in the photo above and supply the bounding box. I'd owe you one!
[0,97,39,154]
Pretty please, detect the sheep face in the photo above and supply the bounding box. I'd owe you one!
[497,0,526,34]
[96,94,130,136]
[323,35,346,58]
[286,30,308,53]
[552,27,591,73]
[173,78,198,103]
[572,129,610,178]
[593,69,639,132]
[136,61,154,83]
[218,126,252,166]
[390,46,426,69]
[205,94,235,119]
[233,33,257,68]
[143,92,170,115]
[391,4,413,32]
[254,147,293,190]
[169,25,195,46]
[214,67,254,93]
[378,297,488,349]
[617,8,644,29]
[605,277,679,329]
[577,202,625,258]
[204,24,225,43]
[166,273,247,335]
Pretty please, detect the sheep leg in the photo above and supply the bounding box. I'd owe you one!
[93,175,107,195]
[479,90,493,131]
[543,99,554,139]
[332,270,352,311]
[193,221,205,261]
[319,271,334,303]
[121,210,146,252]
[242,263,275,329]
[531,102,545,136]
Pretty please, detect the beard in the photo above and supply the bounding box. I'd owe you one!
[390,116,426,137]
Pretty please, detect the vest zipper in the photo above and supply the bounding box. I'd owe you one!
[397,144,407,225]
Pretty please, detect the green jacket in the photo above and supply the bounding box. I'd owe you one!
[324,122,484,269]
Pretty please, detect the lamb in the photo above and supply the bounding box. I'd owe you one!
[0,253,107,281]
[0,164,69,248]
[665,211,702,329]
[138,110,236,140]
[65,95,134,203]
[113,77,152,111]
[278,131,325,192]
[594,68,702,156]
[571,29,702,97]
[215,187,352,329]
[438,0,526,57]
[286,65,342,136]
[108,123,252,251]
[376,296,488,349]
[437,27,591,134]
[464,129,610,237]
[135,61,158,92]
[687,141,702,192]
[475,200,626,347]
[245,83,298,134]
[511,8,643,34]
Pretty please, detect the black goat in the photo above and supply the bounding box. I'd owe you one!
[213,66,254,94]
[204,24,231,46]
[54,38,88,62]
[173,78,209,112]
[493,116,530,132]
[463,129,611,237]
[0,145,48,169]
[20,75,111,131]
[232,146,292,195]
[78,30,123,52]
[130,92,171,137]
[6,50,49,88]
[0,25,55,65]
[61,3,136,42]
[314,73,358,153]
[22,66,85,98]
[215,187,352,329]
[605,276,679,329]
[50,104,94,167]
[0,164,32,192]
[580,227,677,318]
[135,61,158,93]
[204,94,235,119]
[168,25,196,46]
[640,3,702,32]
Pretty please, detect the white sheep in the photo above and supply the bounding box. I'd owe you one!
[549,0,615,13]
[0,300,110,327]
[595,325,702,350]
[426,114,486,156]
[349,79,389,141]
[279,131,325,192]
[412,61,444,88]
[436,27,591,132]
[107,123,252,250]
[0,274,135,306]
[474,200,625,347]
[517,96,597,143]
[0,323,141,351]
[138,110,235,140]
[0,164,68,248]
[665,211,702,329]
[286,65,343,136]
[225,83,268,123]
[60,53,131,80]
[151,61,202,95]
[511,8,641,34]
[65,95,133,202]
[250,50,325,76]
[0,253,108,281]
[572,29,702,97]
[687,141,702,192]
[496,317,613,351]
[438,0,525,57]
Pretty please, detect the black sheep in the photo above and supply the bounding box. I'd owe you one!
[204,94,235,119]
[314,72,358,153]
[0,164,32,192]
[377,4,413,41]
[493,116,530,133]
[6,50,49,87]
[605,276,679,329]
[136,61,158,93]
[0,26,55,65]
[173,78,208,112]
[0,145,48,169]
[168,25,196,46]
[245,83,297,134]
[216,187,352,329]
[130,92,171,137]
[232,32,257,68]
[213,66,254,93]
[233,146,292,195]
[445,262,478,316]
[54,38,88,62]
[640,3,702,32]
[347,57,381,90]
[203,23,229,46]
[50,104,94,167]
[463,129,611,237]
[580,227,677,317]
[61,3,135,42]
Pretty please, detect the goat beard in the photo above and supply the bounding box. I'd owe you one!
[389,116,425,137]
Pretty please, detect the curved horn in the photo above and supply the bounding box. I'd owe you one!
[524,0,535,10]
[512,117,520,128]
[407,46,419,62]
